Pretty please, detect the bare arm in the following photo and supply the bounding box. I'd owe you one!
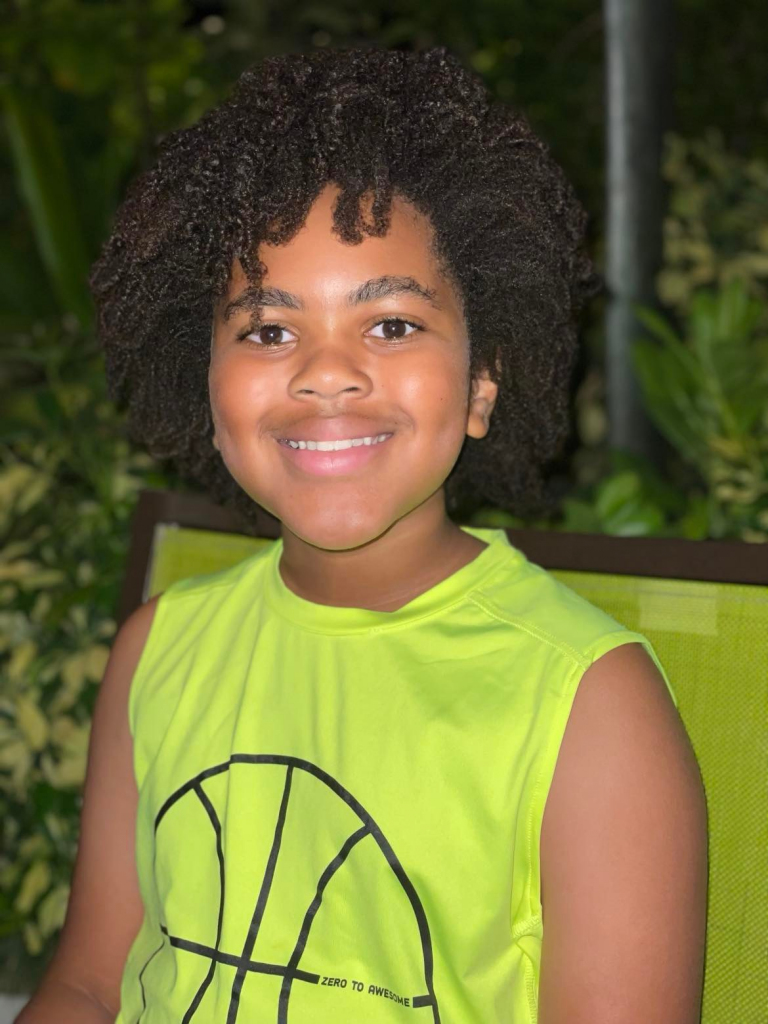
[16,596,161,1023]
[538,643,708,1024]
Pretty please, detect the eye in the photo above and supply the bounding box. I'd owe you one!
[367,318,423,341]
[238,323,297,347]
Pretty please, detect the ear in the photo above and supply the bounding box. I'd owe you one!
[466,364,499,440]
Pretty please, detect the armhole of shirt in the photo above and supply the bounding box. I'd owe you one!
[524,628,678,924]
[126,587,172,741]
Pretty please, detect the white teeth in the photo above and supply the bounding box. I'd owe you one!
[283,434,391,451]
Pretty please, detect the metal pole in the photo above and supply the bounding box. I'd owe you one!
[604,0,674,456]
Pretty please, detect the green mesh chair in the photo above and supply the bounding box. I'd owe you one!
[120,489,768,1024]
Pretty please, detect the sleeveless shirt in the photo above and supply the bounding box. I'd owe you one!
[115,525,676,1024]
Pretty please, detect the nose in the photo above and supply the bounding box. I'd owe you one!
[288,337,373,401]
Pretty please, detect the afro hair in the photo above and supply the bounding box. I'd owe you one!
[90,46,597,530]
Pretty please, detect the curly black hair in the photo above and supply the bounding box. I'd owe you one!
[91,47,596,531]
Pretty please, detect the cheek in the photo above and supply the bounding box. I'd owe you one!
[399,353,470,441]
[209,352,269,434]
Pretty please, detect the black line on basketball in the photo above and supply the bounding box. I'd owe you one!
[369,828,441,1023]
[182,783,227,1022]
[154,755,441,1021]
[227,765,294,1024]
[161,928,320,983]
[278,825,371,1022]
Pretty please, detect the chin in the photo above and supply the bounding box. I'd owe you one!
[280,505,402,553]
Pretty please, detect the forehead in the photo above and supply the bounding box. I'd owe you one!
[224,187,455,303]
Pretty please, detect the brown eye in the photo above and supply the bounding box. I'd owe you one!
[259,325,287,345]
[240,324,297,346]
[368,319,421,340]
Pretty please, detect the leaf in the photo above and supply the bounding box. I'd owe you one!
[560,499,600,533]
[60,652,87,694]
[635,305,681,350]
[603,499,665,537]
[30,592,53,624]
[708,435,746,462]
[595,471,642,520]
[1,86,92,326]
[0,465,40,507]
[37,883,69,938]
[633,343,710,466]
[6,640,38,683]
[638,314,708,390]
[0,739,30,772]
[17,835,50,862]
[0,560,37,582]
[57,719,90,760]
[40,750,87,788]
[84,644,110,682]
[0,540,35,563]
[50,653,90,715]
[14,861,51,915]
[18,569,67,591]
[716,277,762,340]
[14,695,49,751]
[608,451,687,516]
[67,605,88,632]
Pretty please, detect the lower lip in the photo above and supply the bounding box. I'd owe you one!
[275,435,394,475]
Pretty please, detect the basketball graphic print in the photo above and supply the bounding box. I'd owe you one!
[136,755,441,1022]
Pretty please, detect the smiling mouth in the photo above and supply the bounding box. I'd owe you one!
[278,433,393,451]
[275,432,395,476]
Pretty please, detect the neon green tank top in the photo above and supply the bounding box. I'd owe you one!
[116,526,675,1023]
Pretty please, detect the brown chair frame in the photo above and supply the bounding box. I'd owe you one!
[117,488,768,626]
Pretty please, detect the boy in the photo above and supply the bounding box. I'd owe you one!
[18,48,706,1023]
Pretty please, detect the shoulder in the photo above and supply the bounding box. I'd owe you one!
[116,593,161,657]
[474,547,628,665]
[538,641,707,1021]
[143,538,277,609]
[542,642,703,840]
[96,594,163,725]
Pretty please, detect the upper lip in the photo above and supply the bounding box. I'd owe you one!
[275,418,396,443]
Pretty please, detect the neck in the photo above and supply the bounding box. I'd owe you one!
[277,490,488,612]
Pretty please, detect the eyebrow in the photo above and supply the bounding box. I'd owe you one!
[347,275,442,310]
[222,274,441,321]
[223,287,302,320]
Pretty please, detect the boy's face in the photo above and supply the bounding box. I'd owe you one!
[209,186,497,551]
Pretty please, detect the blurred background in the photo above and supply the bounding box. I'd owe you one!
[1,0,768,997]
